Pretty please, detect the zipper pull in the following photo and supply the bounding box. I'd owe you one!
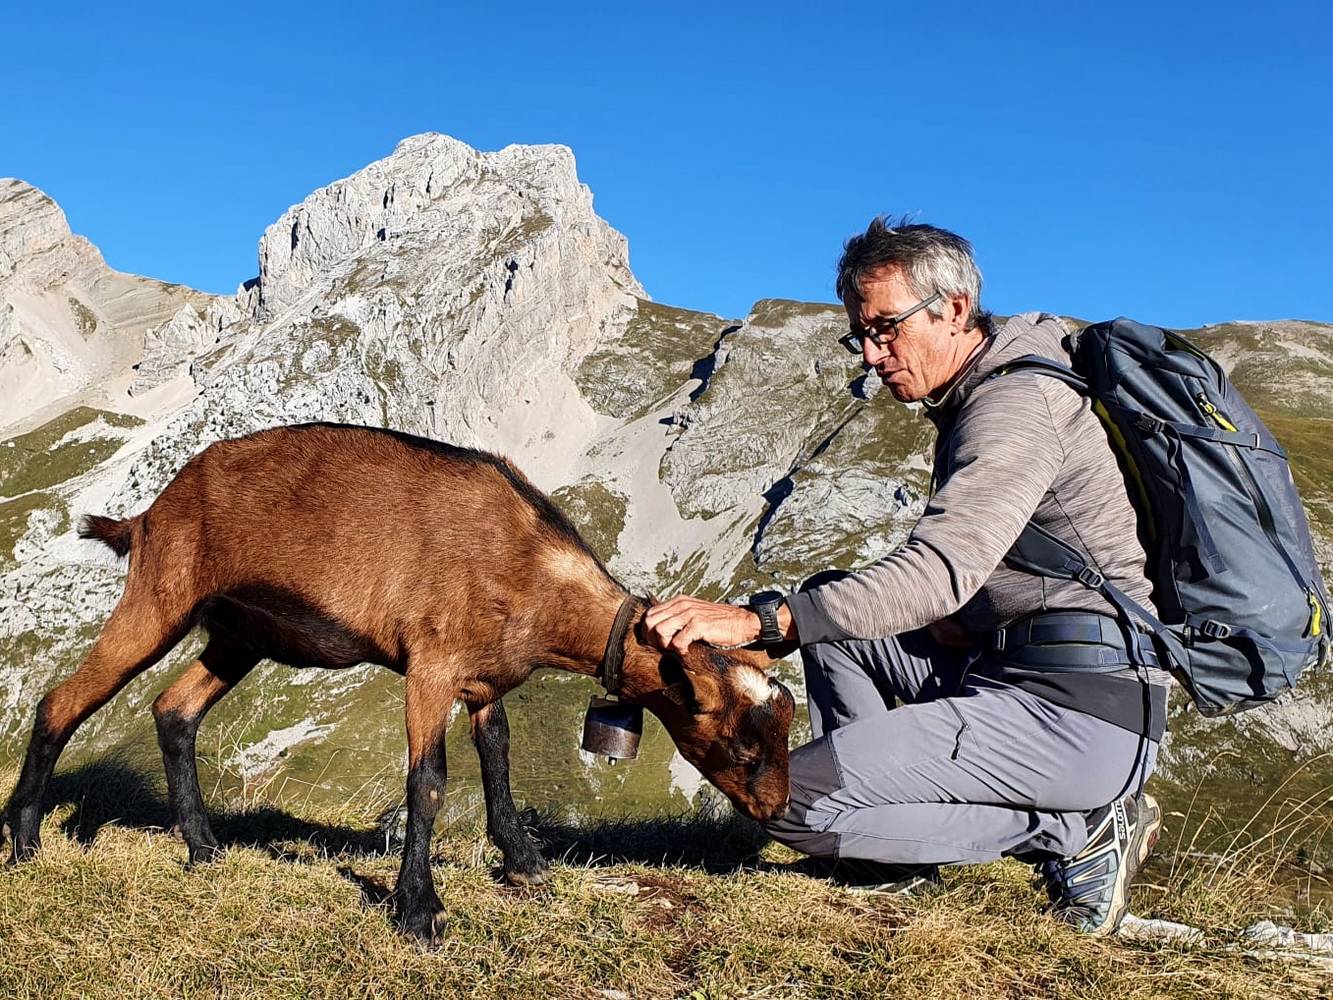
[1195,391,1239,432]
[1308,589,1323,638]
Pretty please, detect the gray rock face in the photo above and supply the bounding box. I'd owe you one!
[0,178,215,434]
[2,135,1331,835]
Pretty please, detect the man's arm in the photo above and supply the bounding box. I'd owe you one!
[786,376,1068,642]
[643,597,796,656]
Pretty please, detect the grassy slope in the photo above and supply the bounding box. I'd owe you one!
[1,765,1329,1000]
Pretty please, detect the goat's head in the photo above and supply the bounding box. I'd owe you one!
[624,627,796,823]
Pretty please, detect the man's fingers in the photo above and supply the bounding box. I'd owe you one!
[646,609,688,640]
[644,596,696,630]
[669,620,702,656]
[643,597,757,653]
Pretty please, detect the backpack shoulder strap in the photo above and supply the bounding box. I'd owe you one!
[985,354,1089,392]
[1006,520,1186,667]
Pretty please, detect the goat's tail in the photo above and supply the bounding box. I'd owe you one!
[77,514,135,558]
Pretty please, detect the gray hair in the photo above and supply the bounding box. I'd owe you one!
[835,216,991,334]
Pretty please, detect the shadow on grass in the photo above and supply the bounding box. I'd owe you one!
[36,759,772,876]
[525,806,770,874]
[44,757,389,858]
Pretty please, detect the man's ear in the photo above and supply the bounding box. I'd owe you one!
[948,292,971,333]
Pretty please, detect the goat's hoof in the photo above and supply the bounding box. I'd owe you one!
[394,904,443,942]
[393,890,444,941]
[186,842,225,867]
[5,821,40,864]
[503,861,549,887]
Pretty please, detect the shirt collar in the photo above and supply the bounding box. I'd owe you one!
[921,334,995,414]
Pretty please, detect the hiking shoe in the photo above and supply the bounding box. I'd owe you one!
[789,856,941,896]
[1039,792,1162,935]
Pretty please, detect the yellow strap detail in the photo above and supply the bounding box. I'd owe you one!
[1309,590,1322,637]
[1091,399,1156,542]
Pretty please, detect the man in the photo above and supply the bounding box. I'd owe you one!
[644,218,1167,936]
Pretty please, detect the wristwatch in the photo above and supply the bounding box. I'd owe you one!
[748,590,786,645]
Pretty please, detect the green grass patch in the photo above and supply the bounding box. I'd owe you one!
[576,299,731,419]
[550,480,628,564]
[0,406,143,499]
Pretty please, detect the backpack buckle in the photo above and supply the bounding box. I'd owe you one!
[1200,619,1232,640]
[1077,566,1105,589]
[1135,413,1165,435]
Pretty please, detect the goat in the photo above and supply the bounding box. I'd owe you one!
[0,423,795,939]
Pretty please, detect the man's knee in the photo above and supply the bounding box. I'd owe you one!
[764,737,842,857]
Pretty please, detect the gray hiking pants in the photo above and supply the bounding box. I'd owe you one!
[765,628,1160,864]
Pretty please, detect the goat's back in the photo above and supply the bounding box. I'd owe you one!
[138,423,612,662]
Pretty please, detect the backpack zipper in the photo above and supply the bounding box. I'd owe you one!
[1195,392,1239,433]
[1194,390,1321,633]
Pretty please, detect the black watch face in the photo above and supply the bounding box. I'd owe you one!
[750,590,783,609]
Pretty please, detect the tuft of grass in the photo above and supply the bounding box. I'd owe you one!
[2,764,1331,998]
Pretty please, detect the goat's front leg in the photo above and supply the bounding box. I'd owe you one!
[469,699,547,885]
[394,668,454,940]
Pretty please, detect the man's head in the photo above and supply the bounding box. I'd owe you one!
[836,217,992,403]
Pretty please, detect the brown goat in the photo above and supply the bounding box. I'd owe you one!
[0,423,795,938]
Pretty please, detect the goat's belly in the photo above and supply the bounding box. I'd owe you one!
[195,586,394,670]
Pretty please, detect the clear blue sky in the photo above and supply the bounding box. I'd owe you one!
[5,2,1330,327]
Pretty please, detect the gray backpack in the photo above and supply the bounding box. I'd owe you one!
[991,317,1329,717]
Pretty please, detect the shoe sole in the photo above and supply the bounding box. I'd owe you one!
[844,876,940,897]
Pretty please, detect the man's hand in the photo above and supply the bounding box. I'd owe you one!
[643,596,763,656]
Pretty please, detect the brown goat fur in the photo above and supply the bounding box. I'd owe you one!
[1,422,795,939]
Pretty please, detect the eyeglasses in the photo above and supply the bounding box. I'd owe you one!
[837,290,942,355]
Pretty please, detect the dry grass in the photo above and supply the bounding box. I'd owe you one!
[1,762,1330,999]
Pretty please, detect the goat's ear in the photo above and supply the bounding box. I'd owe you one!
[658,680,695,709]
[674,644,728,710]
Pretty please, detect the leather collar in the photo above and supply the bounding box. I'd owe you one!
[598,595,639,697]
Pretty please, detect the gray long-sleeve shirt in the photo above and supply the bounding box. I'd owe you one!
[787,312,1156,644]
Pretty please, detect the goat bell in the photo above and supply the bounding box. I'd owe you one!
[581,695,643,762]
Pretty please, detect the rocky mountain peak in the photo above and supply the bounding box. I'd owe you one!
[0,178,91,287]
[253,131,636,321]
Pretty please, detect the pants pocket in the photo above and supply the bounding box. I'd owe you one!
[941,698,973,760]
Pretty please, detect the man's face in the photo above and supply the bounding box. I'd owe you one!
[843,265,958,403]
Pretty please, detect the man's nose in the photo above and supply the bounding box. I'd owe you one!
[863,340,889,366]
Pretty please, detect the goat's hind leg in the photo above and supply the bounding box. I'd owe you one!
[3,599,189,862]
[394,665,457,940]
[469,698,547,886]
[153,640,257,864]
